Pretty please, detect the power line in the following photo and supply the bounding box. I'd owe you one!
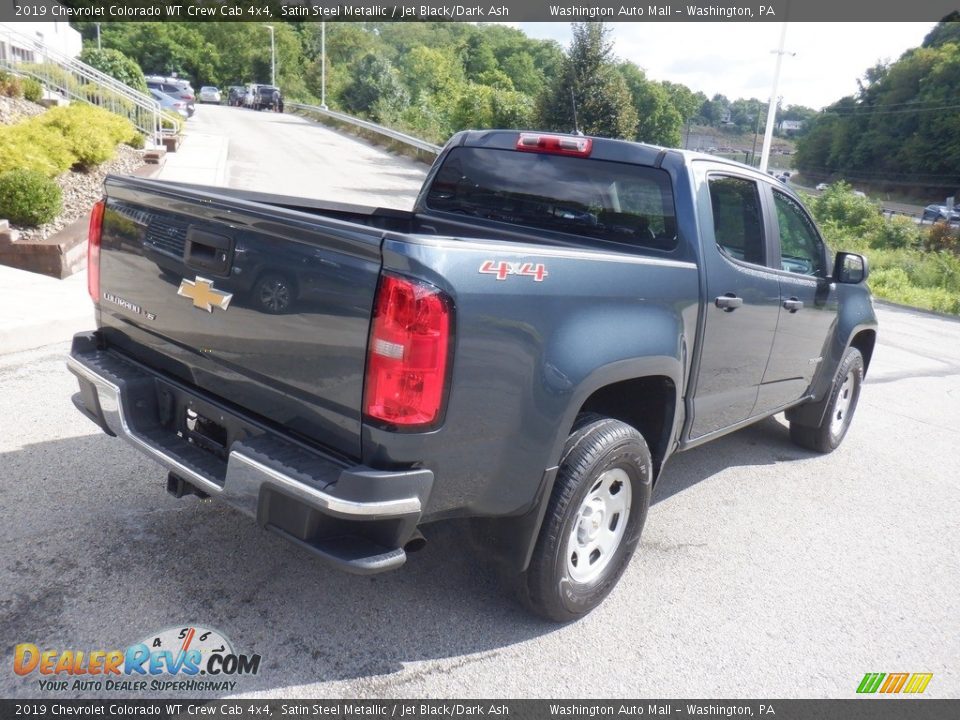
[820,102,960,116]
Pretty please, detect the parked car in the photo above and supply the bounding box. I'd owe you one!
[815,183,829,191]
[198,86,221,104]
[72,130,876,622]
[922,204,960,223]
[253,85,283,112]
[227,86,246,107]
[149,88,189,120]
[146,79,195,117]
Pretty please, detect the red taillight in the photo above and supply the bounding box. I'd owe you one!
[364,274,452,428]
[516,133,593,157]
[87,199,105,303]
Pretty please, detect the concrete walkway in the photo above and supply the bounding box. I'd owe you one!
[0,264,93,354]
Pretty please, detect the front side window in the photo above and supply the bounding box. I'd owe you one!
[773,190,826,276]
[707,176,765,265]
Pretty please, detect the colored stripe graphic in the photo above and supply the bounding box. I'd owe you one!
[903,673,934,694]
[857,672,933,694]
[880,673,910,693]
[858,673,886,693]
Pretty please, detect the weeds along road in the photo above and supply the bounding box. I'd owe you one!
[1,108,958,699]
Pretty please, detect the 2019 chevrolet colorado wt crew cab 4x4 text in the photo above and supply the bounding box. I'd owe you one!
[69,130,877,621]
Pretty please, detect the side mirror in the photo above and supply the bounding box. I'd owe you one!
[834,252,869,284]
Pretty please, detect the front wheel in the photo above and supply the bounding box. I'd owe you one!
[790,347,864,453]
[519,415,652,622]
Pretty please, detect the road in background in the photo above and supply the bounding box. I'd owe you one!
[1,106,957,699]
[160,104,427,209]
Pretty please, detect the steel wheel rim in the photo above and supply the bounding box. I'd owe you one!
[830,370,856,436]
[260,280,290,311]
[566,467,632,584]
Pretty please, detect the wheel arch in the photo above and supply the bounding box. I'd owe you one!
[482,360,684,577]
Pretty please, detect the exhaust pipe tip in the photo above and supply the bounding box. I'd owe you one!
[404,529,427,553]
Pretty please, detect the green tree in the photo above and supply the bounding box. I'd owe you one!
[340,53,409,123]
[77,48,147,93]
[619,63,682,146]
[537,23,637,140]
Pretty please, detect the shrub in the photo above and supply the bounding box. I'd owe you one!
[0,123,76,176]
[0,70,23,98]
[870,215,921,250]
[78,48,148,93]
[809,182,883,234]
[922,222,960,254]
[22,78,43,103]
[40,104,138,169]
[0,169,62,226]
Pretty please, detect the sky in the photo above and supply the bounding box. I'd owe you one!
[517,22,938,110]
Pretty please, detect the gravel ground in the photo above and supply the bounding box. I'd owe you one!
[0,95,45,125]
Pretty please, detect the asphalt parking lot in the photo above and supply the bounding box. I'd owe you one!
[1,302,957,699]
[2,108,957,700]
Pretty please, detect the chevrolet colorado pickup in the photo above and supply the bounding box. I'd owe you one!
[68,130,877,621]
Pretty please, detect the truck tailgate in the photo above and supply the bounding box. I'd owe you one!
[95,176,383,460]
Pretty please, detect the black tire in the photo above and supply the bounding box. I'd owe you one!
[790,347,864,453]
[252,272,296,314]
[519,415,653,622]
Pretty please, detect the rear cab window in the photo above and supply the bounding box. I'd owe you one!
[424,147,678,252]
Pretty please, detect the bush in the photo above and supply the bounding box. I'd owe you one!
[22,78,43,103]
[0,169,63,226]
[78,48,148,93]
[40,104,138,169]
[809,182,883,234]
[922,222,960,254]
[0,123,76,176]
[870,215,921,250]
[0,70,23,98]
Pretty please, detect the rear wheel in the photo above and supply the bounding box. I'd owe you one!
[790,347,864,453]
[519,415,652,622]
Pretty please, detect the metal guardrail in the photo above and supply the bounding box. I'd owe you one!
[287,102,442,156]
[0,25,162,147]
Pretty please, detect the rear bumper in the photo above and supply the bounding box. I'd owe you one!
[67,332,432,574]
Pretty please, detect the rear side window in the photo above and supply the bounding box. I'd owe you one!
[708,176,765,265]
[425,147,677,250]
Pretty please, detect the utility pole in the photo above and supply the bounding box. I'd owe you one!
[751,99,763,166]
[264,25,275,86]
[759,22,794,173]
[320,22,327,109]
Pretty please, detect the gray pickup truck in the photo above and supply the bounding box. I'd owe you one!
[68,130,877,621]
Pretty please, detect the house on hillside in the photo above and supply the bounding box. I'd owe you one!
[778,120,804,134]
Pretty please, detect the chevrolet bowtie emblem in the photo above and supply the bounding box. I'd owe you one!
[177,277,233,312]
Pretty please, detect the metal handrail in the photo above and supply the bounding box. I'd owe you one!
[287,102,442,155]
[0,25,161,146]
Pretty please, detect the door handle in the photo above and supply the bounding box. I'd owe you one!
[715,294,743,312]
[783,297,804,312]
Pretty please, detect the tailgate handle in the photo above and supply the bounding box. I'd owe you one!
[185,228,232,276]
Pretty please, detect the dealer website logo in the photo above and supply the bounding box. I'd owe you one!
[13,625,261,693]
[857,672,933,694]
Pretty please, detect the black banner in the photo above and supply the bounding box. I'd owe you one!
[2,0,960,23]
[1,700,959,720]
